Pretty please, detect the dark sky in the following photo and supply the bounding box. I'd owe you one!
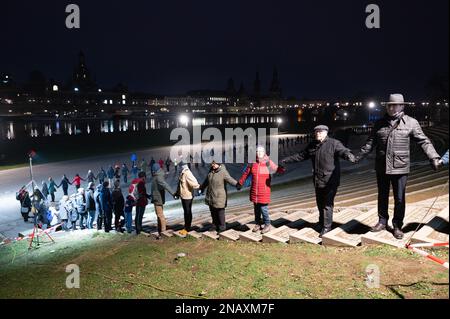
[0,0,448,99]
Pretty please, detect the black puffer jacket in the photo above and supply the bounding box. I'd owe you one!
[284,137,356,188]
[358,114,440,174]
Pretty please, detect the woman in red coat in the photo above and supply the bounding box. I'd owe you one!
[238,146,285,234]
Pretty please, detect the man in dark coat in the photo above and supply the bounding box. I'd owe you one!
[99,181,113,233]
[112,180,125,232]
[58,175,72,196]
[283,125,357,237]
[357,94,441,239]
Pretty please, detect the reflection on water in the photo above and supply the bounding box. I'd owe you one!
[0,115,282,141]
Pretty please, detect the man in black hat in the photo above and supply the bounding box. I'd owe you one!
[283,125,358,237]
[356,94,441,239]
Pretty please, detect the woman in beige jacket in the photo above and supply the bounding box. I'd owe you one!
[175,162,200,235]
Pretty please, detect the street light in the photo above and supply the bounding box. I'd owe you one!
[368,101,376,122]
[28,149,37,194]
[179,114,189,126]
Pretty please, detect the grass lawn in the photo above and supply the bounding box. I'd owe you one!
[0,231,448,299]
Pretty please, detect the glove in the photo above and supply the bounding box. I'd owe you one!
[431,158,441,171]
[277,165,286,174]
[235,183,242,191]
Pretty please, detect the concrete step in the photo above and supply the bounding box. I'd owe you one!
[410,206,449,245]
[290,227,322,245]
[321,208,379,247]
[360,205,439,248]
[262,225,298,243]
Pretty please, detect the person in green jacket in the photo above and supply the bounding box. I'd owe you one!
[150,163,177,237]
[200,161,240,234]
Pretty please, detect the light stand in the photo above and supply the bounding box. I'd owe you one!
[27,151,55,250]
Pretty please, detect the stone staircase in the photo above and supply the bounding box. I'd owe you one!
[138,126,449,248]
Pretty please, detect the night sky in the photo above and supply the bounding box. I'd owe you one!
[0,0,448,99]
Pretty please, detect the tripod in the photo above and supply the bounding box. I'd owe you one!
[26,152,55,250]
[28,219,55,250]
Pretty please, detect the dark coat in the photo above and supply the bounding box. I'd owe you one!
[99,187,112,213]
[284,137,356,188]
[201,164,237,209]
[359,114,440,174]
[150,169,174,206]
[112,187,125,214]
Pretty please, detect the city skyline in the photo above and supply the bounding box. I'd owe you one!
[0,1,448,100]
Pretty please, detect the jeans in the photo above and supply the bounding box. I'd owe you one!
[181,199,193,231]
[125,211,133,233]
[87,210,96,229]
[254,204,270,226]
[135,206,146,234]
[79,213,88,229]
[376,173,408,229]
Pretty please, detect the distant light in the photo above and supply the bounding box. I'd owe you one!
[5,75,9,79]
[52,85,59,92]
[368,102,376,109]
[74,87,79,92]
[9,109,12,113]
[277,118,283,124]
[344,112,348,116]
[98,89,102,92]
[179,114,189,125]
[122,95,126,100]
[109,100,113,105]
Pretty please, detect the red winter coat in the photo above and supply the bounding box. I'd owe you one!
[134,178,149,207]
[239,155,284,204]
[72,176,83,187]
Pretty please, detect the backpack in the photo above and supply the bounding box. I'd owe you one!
[128,178,141,202]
